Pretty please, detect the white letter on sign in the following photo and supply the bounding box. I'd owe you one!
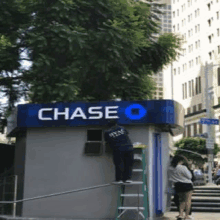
[38,108,53,120]
[105,106,119,119]
[70,107,87,119]
[88,107,103,119]
[54,108,69,120]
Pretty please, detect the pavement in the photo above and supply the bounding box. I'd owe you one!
[161,212,220,220]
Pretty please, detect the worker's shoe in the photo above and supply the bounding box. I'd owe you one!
[113,180,123,184]
[125,180,133,183]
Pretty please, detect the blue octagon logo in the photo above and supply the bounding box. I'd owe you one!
[125,104,147,120]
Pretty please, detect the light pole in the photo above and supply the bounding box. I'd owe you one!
[204,62,219,184]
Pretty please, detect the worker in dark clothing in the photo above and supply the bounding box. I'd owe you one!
[104,120,134,184]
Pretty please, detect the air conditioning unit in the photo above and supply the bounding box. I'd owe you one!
[84,142,102,156]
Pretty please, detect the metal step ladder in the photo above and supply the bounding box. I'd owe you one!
[115,148,149,220]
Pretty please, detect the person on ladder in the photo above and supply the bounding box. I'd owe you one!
[104,119,134,184]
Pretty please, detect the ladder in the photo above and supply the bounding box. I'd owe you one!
[115,148,149,220]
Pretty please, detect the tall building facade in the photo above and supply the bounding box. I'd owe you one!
[171,0,220,145]
[152,0,172,100]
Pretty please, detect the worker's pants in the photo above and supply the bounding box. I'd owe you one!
[113,149,134,181]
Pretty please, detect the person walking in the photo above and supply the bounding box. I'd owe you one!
[172,161,195,218]
[213,165,220,184]
[168,155,194,220]
[104,120,134,184]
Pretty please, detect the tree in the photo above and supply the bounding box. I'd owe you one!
[0,0,182,115]
[174,137,220,167]
[0,0,30,115]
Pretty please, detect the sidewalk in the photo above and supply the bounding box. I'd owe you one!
[161,211,220,220]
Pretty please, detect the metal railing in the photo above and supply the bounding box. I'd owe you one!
[0,182,117,218]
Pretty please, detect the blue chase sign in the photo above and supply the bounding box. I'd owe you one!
[8,100,184,136]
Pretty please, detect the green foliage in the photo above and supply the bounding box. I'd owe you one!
[174,137,220,166]
[0,0,182,113]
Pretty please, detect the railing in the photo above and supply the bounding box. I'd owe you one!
[0,175,17,217]
[0,182,116,218]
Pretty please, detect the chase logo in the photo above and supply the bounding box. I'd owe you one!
[125,104,147,120]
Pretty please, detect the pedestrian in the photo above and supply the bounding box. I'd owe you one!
[168,155,194,220]
[172,161,195,218]
[104,119,134,184]
[213,165,220,183]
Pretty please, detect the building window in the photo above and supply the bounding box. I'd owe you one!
[218,68,220,86]
[196,77,198,94]
[189,81,192,97]
[195,25,197,33]
[209,52,212,59]
[198,76,201,93]
[192,79,194,96]
[193,123,197,136]
[187,107,191,114]
[185,82,187,98]
[218,97,220,104]
[198,24,200,31]
[209,35,212,43]
[217,11,219,19]
[174,68,176,75]
[199,124,203,134]
[196,57,198,64]
[218,46,220,54]
[187,125,191,137]
[218,28,220,36]
[208,19,211,27]
[193,105,197,112]
[208,3,211,10]
[85,129,103,155]
[178,67,180,74]
[177,9,179,16]
[182,84,185,99]
[198,103,202,110]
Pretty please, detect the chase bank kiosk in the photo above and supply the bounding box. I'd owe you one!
[7,100,184,220]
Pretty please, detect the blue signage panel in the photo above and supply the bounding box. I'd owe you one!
[200,118,219,125]
[17,100,178,128]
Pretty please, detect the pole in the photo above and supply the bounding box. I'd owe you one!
[13,175,18,217]
[205,62,214,184]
